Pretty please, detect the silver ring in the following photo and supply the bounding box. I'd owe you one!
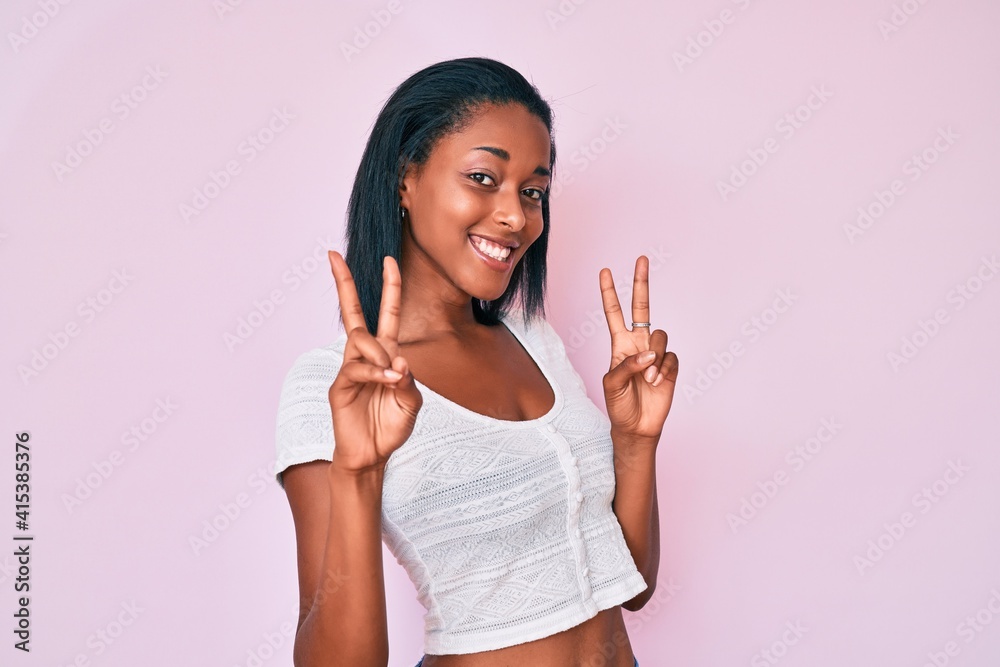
[631,322,651,328]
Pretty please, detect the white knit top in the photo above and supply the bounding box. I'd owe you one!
[273,309,648,655]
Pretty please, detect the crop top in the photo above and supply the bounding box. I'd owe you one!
[273,309,648,655]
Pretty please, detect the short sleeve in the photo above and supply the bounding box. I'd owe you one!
[529,315,590,398]
[273,343,345,489]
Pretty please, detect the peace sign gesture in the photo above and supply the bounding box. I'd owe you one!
[600,255,679,445]
[326,250,423,473]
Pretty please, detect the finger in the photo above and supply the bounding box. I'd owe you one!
[642,329,668,382]
[388,356,423,418]
[376,255,402,345]
[388,355,416,390]
[343,326,394,369]
[653,351,679,387]
[600,267,627,336]
[390,354,409,377]
[329,250,367,335]
[337,359,404,386]
[649,329,668,356]
[605,349,658,391]
[632,255,650,333]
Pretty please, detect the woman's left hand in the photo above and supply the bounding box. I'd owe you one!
[600,255,679,445]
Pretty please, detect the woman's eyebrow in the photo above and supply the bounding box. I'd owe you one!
[471,145,551,177]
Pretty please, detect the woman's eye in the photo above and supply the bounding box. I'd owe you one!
[469,173,545,204]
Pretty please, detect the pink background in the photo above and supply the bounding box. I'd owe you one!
[2,1,999,665]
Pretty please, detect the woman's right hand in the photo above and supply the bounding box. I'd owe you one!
[326,250,422,474]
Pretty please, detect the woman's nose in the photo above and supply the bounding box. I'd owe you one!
[492,189,526,230]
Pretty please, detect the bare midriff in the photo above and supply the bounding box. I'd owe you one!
[420,606,635,667]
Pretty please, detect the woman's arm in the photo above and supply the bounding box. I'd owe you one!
[283,459,389,667]
[609,430,660,612]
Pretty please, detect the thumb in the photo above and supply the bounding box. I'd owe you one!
[606,349,656,391]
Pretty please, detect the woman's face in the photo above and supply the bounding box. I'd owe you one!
[398,102,552,304]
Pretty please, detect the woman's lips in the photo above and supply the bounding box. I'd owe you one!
[468,235,513,272]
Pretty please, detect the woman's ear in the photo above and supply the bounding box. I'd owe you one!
[399,162,415,209]
[398,160,419,211]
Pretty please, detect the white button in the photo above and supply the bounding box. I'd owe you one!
[569,456,578,466]
[582,566,590,576]
[546,423,556,432]
[575,528,581,537]
[575,492,584,503]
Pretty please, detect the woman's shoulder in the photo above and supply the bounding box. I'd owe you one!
[279,332,349,392]
[273,334,349,486]
[502,309,567,357]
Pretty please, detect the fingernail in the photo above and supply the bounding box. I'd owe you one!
[640,350,655,362]
[644,366,657,382]
[653,372,663,387]
[384,368,402,379]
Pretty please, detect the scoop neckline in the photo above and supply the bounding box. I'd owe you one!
[408,312,563,428]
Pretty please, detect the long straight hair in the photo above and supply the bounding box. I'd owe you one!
[342,57,557,335]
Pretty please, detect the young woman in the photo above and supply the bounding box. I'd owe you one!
[274,57,678,667]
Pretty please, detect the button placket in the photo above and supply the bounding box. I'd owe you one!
[539,418,592,601]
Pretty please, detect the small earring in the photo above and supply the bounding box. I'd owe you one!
[400,206,406,220]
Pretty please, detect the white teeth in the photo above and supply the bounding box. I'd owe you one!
[474,237,510,260]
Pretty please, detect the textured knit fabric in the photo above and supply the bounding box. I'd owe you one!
[273,309,648,655]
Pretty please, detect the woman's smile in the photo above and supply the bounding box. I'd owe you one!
[468,233,516,272]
